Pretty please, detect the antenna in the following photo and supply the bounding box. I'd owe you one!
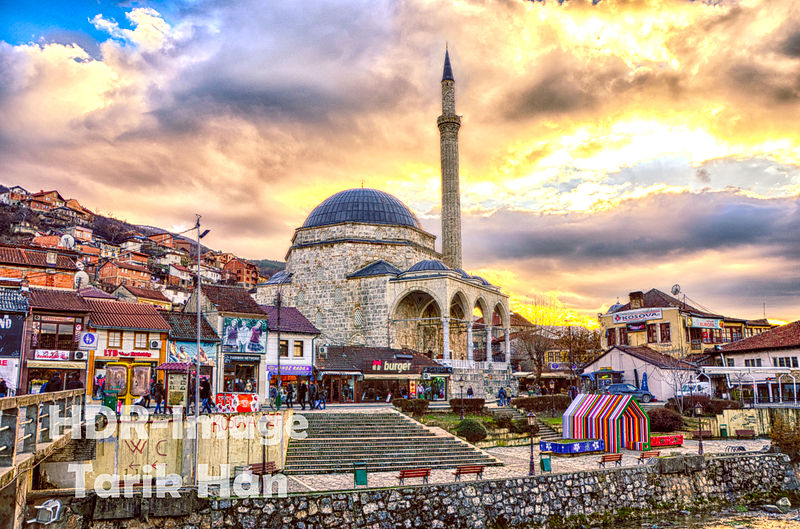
[671,284,681,296]
[74,271,89,289]
[59,234,75,249]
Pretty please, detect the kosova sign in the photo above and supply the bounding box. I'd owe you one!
[611,308,663,324]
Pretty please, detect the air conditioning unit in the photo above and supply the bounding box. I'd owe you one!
[317,344,328,358]
[150,340,161,350]
[73,351,88,361]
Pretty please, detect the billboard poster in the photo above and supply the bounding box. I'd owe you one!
[215,392,259,413]
[0,313,25,357]
[611,308,662,324]
[223,318,267,353]
[168,341,216,366]
[0,357,19,394]
[688,317,722,329]
[167,373,188,406]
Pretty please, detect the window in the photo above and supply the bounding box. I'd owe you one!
[794,357,800,368]
[646,324,657,344]
[293,341,303,358]
[726,358,735,367]
[108,331,123,348]
[35,321,77,349]
[279,340,289,357]
[618,326,628,346]
[134,332,149,350]
[659,323,671,343]
[745,359,762,367]
[606,328,616,347]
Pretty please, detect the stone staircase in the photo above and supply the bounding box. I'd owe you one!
[284,411,502,475]
[536,417,562,441]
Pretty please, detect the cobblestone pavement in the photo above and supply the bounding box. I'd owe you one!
[285,437,771,493]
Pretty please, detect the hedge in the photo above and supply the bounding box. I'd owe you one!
[456,419,488,443]
[665,396,741,416]
[511,395,572,413]
[449,398,485,414]
[648,407,684,432]
[392,398,429,416]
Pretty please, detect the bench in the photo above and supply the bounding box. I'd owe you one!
[598,453,623,468]
[691,430,712,440]
[735,429,756,439]
[637,450,660,464]
[397,468,431,485]
[235,462,278,494]
[725,446,746,453]
[453,465,484,481]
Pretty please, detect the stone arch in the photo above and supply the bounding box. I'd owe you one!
[472,296,490,322]
[390,286,445,319]
[390,289,444,360]
[492,301,508,329]
[449,291,470,361]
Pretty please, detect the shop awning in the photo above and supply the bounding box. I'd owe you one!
[318,370,362,377]
[157,362,212,372]
[26,360,86,370]
[362,374,418,380]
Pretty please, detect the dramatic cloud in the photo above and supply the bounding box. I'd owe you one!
[1,0,799,323]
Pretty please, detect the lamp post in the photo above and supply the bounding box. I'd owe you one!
[527,411,537,476]
[696,403,704,456]
[459,376,465,420]
[191,215,209,486]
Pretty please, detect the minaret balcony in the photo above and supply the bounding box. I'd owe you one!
[437,115,462,126]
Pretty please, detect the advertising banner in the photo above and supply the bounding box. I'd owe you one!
[611,308,663,324]
[215,392,259,413]
[0,313,25,357]
[687,317,723,329]
[266,364,312,376]
[167,373,188,406]
[222,318,267,353]
[168,341,216,365]
[0,357,19,393]
[627,322,647,332]
[34,350,70,361]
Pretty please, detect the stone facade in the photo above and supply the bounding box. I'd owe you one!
[44,453,798,529]
[439,74,462,270]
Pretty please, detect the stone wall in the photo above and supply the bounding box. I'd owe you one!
[42,453,798,529]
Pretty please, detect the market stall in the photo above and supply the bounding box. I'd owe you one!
[562,393,650,453]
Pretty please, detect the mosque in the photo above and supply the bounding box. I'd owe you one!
[255,50,513,398]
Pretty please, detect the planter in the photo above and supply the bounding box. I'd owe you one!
[539,439,605,455]
[650,434,683,447]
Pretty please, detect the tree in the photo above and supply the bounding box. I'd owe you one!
[514,295,564,387]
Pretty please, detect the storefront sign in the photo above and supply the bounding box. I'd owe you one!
[626,322,646,332]
[34,349,70,361]
[102,349,158,359]
[222,317,267,353]
[611,308,662,324]
[79,332,98,350]
[169,341,216,365]
[224,354,261,364]
[367,360,412,373]
[423,365,453,374]
[266,364,312,376]
[0,357,19,393]
[0,313,25,357]
[215,392,259,413]
[687,317,723,329]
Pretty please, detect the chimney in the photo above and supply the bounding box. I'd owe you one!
[629,291,644,309]
[46,251,57,266]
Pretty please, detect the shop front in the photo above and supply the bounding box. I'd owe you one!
[318,371,360,403]
[216,353,262,412]
[26,349,87,394]
[92,347,160,399]
[267,363,313,393]
[0,308,27,394]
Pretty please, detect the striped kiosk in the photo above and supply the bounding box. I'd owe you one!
[562,393,650,453]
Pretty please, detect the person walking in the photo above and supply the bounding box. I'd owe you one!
[269,384,279,410]
[309,383,318,410]
[0,377,7,397]
[66,374,83,390]
[286,383,294,409]
[43,373,62,393]
[200,377,213,414]
[298,381,308,410]
[153,380,165,414]
[467,386,474,399]
[319,387,327,410]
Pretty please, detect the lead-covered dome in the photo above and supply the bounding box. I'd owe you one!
[407,259,450,273]
[302,188,422,229]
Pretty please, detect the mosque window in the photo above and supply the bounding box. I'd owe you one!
[315,311,323,328]
[297,290,305,305]
[334,287,343,304]
[354,308,364,327]
[316,267,324,280]
[374,228,383,240]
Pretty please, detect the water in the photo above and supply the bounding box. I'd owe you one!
[618,512,800,528]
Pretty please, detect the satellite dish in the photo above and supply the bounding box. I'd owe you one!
[59,234,75,249]
[74,271,90,289]
[671,284,681,296]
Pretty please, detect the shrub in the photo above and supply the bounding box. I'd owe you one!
[392,398,429,417]
[771,416,800,463]
[511,395,572,413]
[512,418,536,435]
[706,398,741,415]
[491,415,513,430]
[456,419,488,443]
[648,407,684,432]
[450,398,485,414]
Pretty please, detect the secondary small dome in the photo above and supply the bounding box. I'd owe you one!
[302,188,422,229]
[407,259,450,272]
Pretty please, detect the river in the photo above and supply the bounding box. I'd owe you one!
[616,511,800,528]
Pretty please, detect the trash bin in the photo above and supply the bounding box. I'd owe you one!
[102,391,118,413]
[719,424,728,438]
[539,452,552,473]
[353,462,368,488]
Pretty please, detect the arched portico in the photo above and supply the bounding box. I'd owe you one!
[391,289,444,359]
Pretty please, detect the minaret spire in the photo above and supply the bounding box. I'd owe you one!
[437,47,462,269]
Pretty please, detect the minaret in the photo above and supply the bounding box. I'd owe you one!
[438,48,463,269]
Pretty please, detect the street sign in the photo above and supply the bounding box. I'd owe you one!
[79,332,98,350]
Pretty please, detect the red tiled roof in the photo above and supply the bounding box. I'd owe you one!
[721,321,800,353]
[114,261,151,273]
[119,285,170,302]
[260,306,320,334]
[78,286,114,299]
[0,245,78,271]
[26,288,89,312]
[318,346,440,374]
[610,289,722,319]
[603,345,694,370]
[158,310,220,342]
[200,284,265,315]
[87,299,170,331]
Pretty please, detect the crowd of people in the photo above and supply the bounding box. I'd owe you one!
[270,381,326,410]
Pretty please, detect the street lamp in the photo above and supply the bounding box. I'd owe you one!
[458,376,465,420]
[527,411,537,476]
[695,403,704,456]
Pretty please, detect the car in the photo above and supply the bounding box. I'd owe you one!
[605,383,654,403]
[676,381,711,398]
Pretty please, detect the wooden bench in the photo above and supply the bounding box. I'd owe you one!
[637,450,660,464]
[597,453,623,468]
[234,462,278,493]
[691,430,712,440]
[397,468,431,485]
[735,429,756,439]
[453,465,484,481]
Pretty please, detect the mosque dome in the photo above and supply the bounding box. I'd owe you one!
[607,302,625,314]
[302,188,422,230]
[407,259,450,273]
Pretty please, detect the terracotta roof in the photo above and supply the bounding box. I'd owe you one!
[158,310,220,342]
[119,285,170,302]
[318,346,441,374]
[745,318,772,327]
[103,261,150,273]
[721,321,800,353]
[607,345,695,370]
[78,286,114,299]
[87,299,170,331]
[0,245,78,271]
[260,306,320,334]
[0,288,29,312]
[201,284,265,315]
[26,288,89,312]
[609,289,722,319]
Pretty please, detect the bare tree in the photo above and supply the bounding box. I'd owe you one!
[514,295,565,386]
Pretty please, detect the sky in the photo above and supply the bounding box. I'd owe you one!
[1,0,798,327]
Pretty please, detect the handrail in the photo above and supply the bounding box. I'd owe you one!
[0,389,84,411]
